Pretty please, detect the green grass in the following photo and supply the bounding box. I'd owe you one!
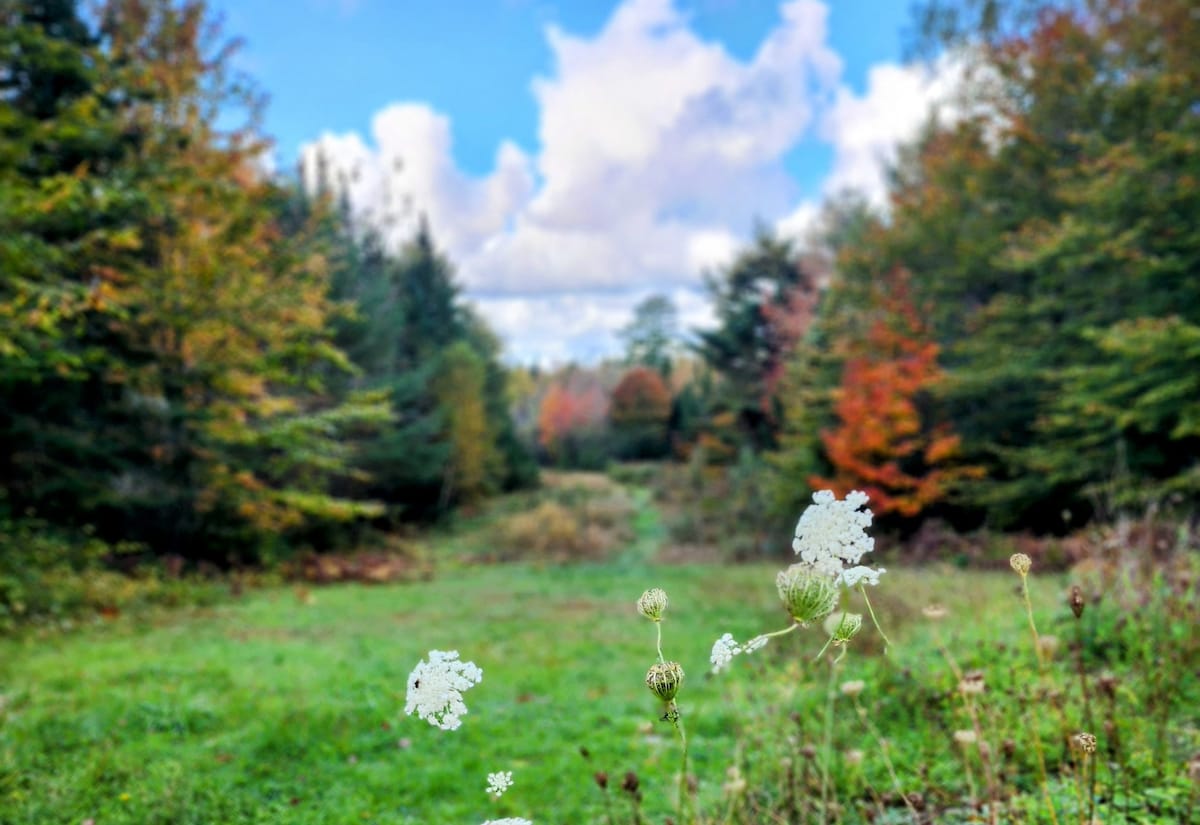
[0,559,1098,824]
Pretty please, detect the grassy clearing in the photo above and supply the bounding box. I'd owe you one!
[0,558,1115,825]
[2,476,1197,823]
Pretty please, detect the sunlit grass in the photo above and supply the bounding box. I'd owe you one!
[0,562,1073,824]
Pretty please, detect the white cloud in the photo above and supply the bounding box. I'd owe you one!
[819,55,963,204]
[297,1,965,364]
[300,104,535,258]
[476,286,714,366]
[470,0,840,294]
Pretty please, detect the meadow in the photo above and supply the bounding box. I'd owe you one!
[2,477,1197,824]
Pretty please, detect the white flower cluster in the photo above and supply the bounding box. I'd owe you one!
[710,632,769,672]
[486,770,513,797]
[710,633,740,672]
[481,819,532,825]
[793,490,885,587]
[404,649,483,731]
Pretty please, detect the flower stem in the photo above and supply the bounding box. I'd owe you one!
[1018,571,1061,825]
[655,621,665,664]
[672,713,691,825]
[820,653,839,824]
[859,585,892,653]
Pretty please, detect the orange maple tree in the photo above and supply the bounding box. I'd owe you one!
[537,382,607,456]
[812,270,978,518]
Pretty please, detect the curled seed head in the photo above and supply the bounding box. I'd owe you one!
[594,771,608,790]
[622,771,639,794]
[637,588,668,622]
[1072,732,1097,755]
[776,565,838,626]
[1010,553,1032,576]
[958,670,986,695]
[824,611,863,645]
[645,661,684,703]
[953,729,978,746]
[922,604,948,621]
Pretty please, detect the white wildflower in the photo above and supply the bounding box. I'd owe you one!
[710,633,742,672]
[404,649,483,731]
[792,490,883,586]
[482,819,533,825]
[486,770,513,797]
[742,634,769,653]
[841,565,885,588]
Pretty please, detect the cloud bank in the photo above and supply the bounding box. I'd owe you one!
[300,0,958,364]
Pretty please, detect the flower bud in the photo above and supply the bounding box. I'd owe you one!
[1009,553,1032,576]
[1069,585,1085,618]
[922,604,948,621]
[637,588,668,622]
[824,611,863,645]
[840,679,865,698]
[645,661,684,703]
[776,565,838,625]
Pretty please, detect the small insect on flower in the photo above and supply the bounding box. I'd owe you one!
[404,649,483,731]
[486,770,514,797]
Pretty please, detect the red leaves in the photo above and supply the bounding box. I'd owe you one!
[813,270,977,518]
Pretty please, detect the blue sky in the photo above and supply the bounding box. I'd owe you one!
[213,0,951,364]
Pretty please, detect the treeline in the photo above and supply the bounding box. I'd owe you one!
[0,0,535,568]
[534,0,1199,535]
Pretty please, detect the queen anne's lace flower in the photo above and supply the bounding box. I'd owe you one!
[841,565,885,588]
[482,819,533,825]
[742,634,768,653]
[710,633,741,672]
[486,770,513,797]
[404,649,483,731]
[792,490,884,586]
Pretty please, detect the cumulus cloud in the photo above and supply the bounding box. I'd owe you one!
[470,0,841,294]
[300,104,536,258]
[819,55,963,204]
[477,286,715,366]
[298,0,963,362]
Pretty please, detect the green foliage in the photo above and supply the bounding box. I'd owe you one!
[618,293,678,377]
[694,229,813,451]
[0,1,535,569]
[769,0,1200,530]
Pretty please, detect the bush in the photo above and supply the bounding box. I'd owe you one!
[0,518,225,633]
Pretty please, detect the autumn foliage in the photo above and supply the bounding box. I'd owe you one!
[610,367,671,428]
[812,271,976,518]
[537,381,608,460]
